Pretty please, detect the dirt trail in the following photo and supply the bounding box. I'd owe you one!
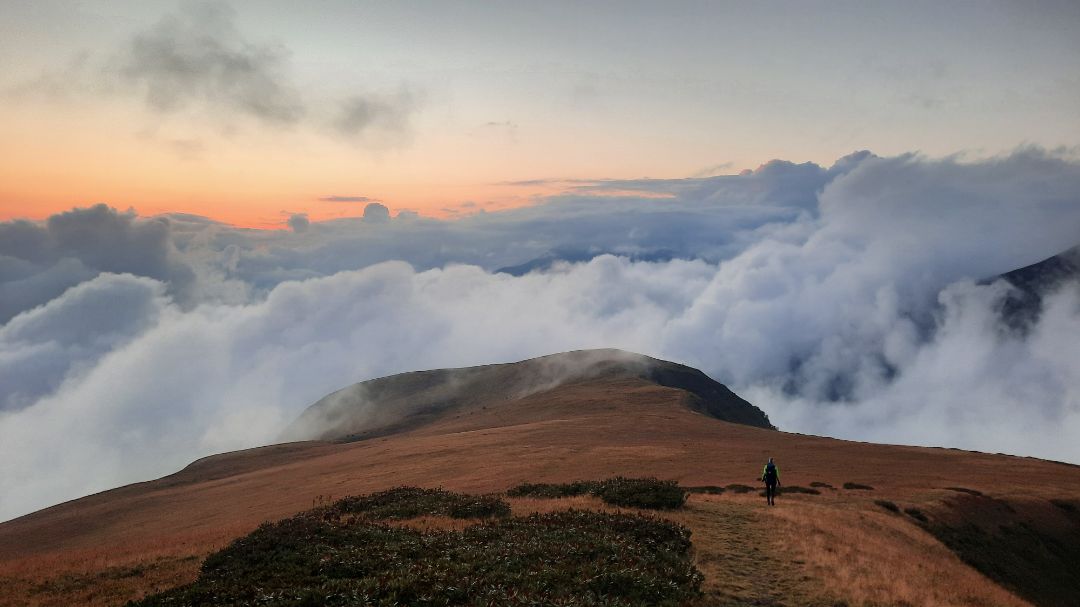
[674,496,831,606]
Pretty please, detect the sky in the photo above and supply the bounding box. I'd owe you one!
[1,1,1079,226]
[1,2,1080,522]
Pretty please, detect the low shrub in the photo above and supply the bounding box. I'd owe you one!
[904,507,928,523]
[506,480,599,499]
[758,486,821,497]
[330,487,510,520]
[1049,499,1077,513]
[875,500,900,513]
[724,484,757,494]
[508,478,688,510]
[685,485,725,495]
[593,477,688,510]
[945,487,983,496]
[843,482,875,490]
[130,507,703,606]
[809,481,835,489]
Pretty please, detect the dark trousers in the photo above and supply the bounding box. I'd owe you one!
[765,483,777,505]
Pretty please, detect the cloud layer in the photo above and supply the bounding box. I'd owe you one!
[2,147,1079,521]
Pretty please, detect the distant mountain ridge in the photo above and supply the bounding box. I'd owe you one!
[283,349,774,442]
[994,244,1080,331]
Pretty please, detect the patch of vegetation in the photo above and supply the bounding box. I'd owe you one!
[758,486,821,497]
[809,481,834,489]
[1050,499,1077,514]
[330,487,510,520]
[924,496,1080,607]
[874,500,899,513]
[507,480,599,499]
[944,486,983,496]
[903,507,928,523]
[724,484,757,494]
[508,477,688,510]
[684,485,725,495]
[842,482,874,490]
[130,502,703,606]
[594,478,687,510]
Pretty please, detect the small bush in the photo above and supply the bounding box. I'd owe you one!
[685,485,725,495]
[1050,499,1077,513]
[594,477,688,510]
[945,487,983,496]
[843,482,875,490]
[758,486,821,497]
[724,484,757,494]
[875,500,900,513]
[330,487,510,520]
[904,507,928,523]
[508,478,688,510]
[809,481,835,489]
[781,485,821,495]
[506,480,599,498]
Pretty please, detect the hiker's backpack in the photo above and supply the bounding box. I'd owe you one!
[763,463,777,483]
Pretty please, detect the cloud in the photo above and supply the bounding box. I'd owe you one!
[0,204,196,324]
[330,89,418,146]
[287,213,310,233]
[318,195,380,203]
[11,2,419,146]
[2,147,1080,521]
[115,2,304,125]
[362,202,391,223]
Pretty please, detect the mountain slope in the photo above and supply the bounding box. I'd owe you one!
[1,351,1078,606]
[283,349,774,442]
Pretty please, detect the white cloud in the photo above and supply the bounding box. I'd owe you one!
[1,147,1079,521]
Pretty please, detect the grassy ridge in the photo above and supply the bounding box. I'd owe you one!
[129,487,702,607]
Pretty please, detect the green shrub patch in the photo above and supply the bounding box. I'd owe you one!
[874,500,900,513]
[685,485,726,495]
[944,487,983,496]
[724,484,757,494]
[330,487,511,520]
[130,506,702,607]
[904,507,928,523]
[507,477,688,510]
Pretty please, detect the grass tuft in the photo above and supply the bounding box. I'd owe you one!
[843,482,875,491]
[809,481,835,489]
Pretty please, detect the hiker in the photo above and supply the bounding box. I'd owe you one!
[761,457,780,506]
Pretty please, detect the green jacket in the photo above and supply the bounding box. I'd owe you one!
[762,463,780,484]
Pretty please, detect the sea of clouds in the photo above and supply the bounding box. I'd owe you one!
[1,147,1079,521]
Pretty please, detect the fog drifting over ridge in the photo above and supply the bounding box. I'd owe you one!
[2,148,1079,521]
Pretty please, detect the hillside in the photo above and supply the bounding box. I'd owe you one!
[282,349,775,442]
[1,351,1079,606]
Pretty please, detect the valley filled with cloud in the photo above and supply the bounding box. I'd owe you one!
[1,147,1079,521]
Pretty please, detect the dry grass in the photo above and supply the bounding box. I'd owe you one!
[2,377,1079,605]
[764,496,1032,607]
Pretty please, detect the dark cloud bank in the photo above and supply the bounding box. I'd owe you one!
[2,148,1080,521]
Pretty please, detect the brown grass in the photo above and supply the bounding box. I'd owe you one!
[764,496,1032,606]
[2,377,1078,606]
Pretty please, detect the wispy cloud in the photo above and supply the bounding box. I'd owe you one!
[318,195,380,203]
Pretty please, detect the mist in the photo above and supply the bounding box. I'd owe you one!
[1,147,1079,521]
